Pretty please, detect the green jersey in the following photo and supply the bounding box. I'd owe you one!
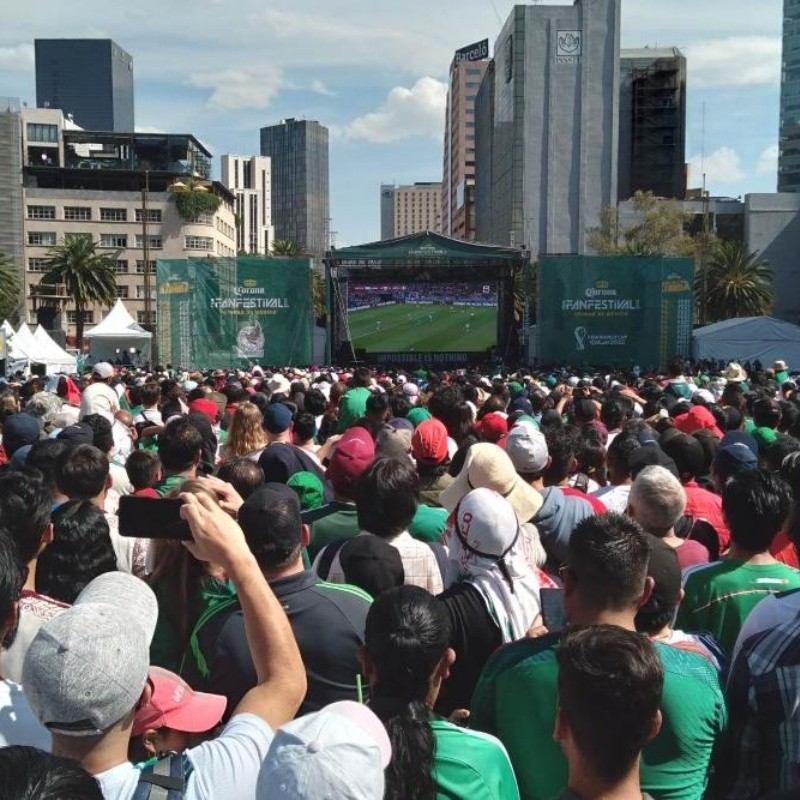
[677,559,800,656]
[309,507,359,561]
[430,719,519,799]
[471,632,726,800]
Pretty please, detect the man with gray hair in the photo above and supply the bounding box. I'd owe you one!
[628,465,709,569]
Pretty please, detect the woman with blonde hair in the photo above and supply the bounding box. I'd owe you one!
[219,401,268,462]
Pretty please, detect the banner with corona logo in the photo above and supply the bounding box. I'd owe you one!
[537,256,694,368]
[156,257,313,368]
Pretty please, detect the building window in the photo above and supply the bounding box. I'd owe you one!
[64,206,92,221]
[115,286,129,299]
[466,67,483,75]
[135,208,162,223]
[114,260,129,273]
[136,286,157,300]
[27,205,55,220]
[67,311,94,324]
[100,234,128,248]
[185,236,214,251]
[135,260,156,274]
[135,235,162,250]
[137,311,157,325]
[504,34,513,83]
[26,123,58,143]
[100,208,128,222]
[190,212,214,225]
[28,257,49,272]
[28,232,57,246]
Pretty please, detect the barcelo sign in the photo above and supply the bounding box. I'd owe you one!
[455,39,489,64]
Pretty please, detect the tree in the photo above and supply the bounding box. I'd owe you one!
[588,190,702,258]
[513,262,537,326]
[40,236,118,351]
[699,241,774,322]
[0,252,21,324]
[312,271,327,326]
[169,178,221,221]
[271,240,302,257]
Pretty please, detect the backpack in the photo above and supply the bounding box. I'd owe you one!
[132,752,193,800]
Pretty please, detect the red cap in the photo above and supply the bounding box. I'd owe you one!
[189,398,219,423]
[478,412,509,444]
[412,418,449,464]
[674,405,723,440]
[327,427,375,496]
[133,667,226,737]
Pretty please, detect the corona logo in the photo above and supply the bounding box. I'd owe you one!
[243,279,257,288]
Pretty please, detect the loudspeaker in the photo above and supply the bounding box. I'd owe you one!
[36,307,59,329]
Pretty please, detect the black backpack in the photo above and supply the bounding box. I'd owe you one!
[132,752,192,800]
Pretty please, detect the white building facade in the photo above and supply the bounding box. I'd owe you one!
[221,155,274,255]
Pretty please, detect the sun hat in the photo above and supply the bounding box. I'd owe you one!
[132,667,226,737]
[724,363,748,383]
[269,374,292,396]
[258,701,391,800]
[23,573,158,736]
[440,442,543,522]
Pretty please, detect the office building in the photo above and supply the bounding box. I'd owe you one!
[20,117,235,339]
[380,183,442,239]
[35,39,134,131]
[442,43,490,239]
[475,0,621,256]
[259,119,329,258]
[221,155,274,255]
[0,98,24,296]
[619,48,687,200]
[780,0,800,191]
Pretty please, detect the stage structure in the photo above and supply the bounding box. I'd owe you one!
[325,231,528,366]
[156,257,313,369]
[537,256,694,368]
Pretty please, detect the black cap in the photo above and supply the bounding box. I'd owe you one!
[339,535,405,598]
[238,482,302,558]
[661,433,705,479]
[645,534,682,607]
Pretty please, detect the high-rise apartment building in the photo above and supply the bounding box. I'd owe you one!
[259,119,329,259]
[780,0,800,192]
[442,41,490,239]
[380,183,442,239]
[475,0,621,256]
[19,117,235,339]
[619,48,687,200]
[220,155,274,255]
[35,39,134,132]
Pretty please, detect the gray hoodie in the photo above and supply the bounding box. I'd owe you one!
[532,486,594,564]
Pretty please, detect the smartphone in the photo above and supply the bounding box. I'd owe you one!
[540,587,567,632]
[118,496,193,540]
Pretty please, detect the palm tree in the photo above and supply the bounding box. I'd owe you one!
[0,252,21,324]
[40,236,119,351]
[271,239,302,257]
[699,241,774,323]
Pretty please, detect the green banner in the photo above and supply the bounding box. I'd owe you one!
[156,257,312,368]
[537,256,694,368]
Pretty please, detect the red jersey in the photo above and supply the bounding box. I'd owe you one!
[561,486,607,515]
[683,481,730,551]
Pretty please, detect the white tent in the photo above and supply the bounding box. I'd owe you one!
[692,316,800,367]
[84,300,152,364]
[32,325,77,374]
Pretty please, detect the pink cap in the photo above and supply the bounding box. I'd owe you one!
[132,667,226,737]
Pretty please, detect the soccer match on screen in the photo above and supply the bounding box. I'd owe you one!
[346,282,498,353]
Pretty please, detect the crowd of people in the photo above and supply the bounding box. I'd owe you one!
[0,353,799,798]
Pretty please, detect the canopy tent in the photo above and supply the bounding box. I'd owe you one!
[84,300,152,364]
[692,316,800,367]
[32,325,77,374]
[1,320,14,340]
[6,323,77,375]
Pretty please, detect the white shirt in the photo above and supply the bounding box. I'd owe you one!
[0,679,51,750]
[590,484,631,514]
[96,714,273,800]
[79,382,120,419]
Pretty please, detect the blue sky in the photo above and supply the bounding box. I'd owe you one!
[0,0,783,246]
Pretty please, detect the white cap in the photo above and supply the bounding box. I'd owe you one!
[92,362,114,379]
[505,424,549,474]
[258,701,391,800]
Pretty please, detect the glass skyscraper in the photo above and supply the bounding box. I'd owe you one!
[35,39,134,132]
[259,119,329,259]
[780,0,800,191]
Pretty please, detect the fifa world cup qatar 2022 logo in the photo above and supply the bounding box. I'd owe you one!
[574,326,588,351]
